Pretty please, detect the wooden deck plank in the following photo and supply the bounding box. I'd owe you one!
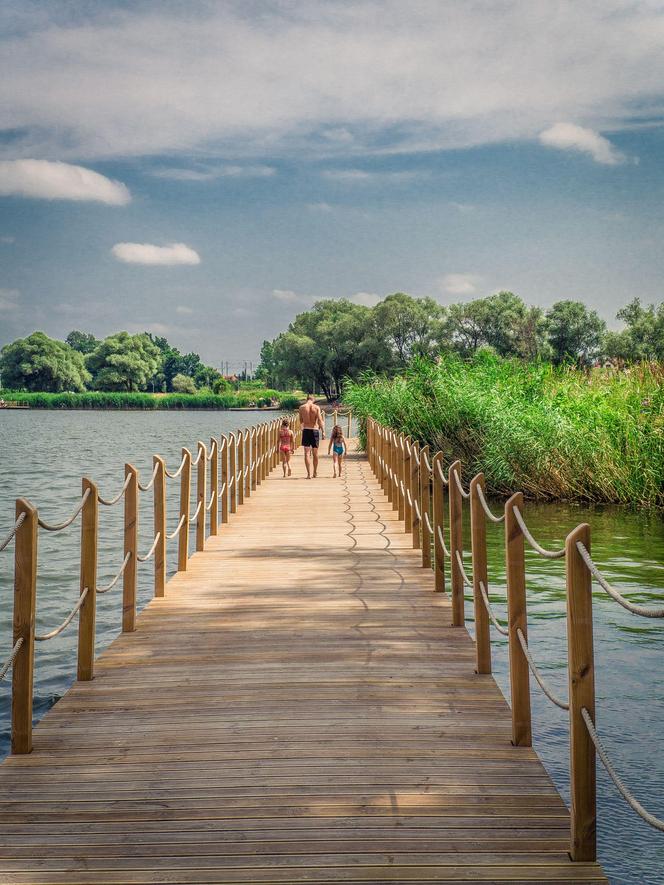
[0,444,607,883]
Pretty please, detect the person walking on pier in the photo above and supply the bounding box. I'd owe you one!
[328,424,347,478]
[299,394,325,479]
[279,418,294,477]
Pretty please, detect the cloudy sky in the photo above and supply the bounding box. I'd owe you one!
[1,1,664,368]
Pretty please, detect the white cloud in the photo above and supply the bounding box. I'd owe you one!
[0,160,130,204]
[539,123,628,165]
[0,288,20,312]
[350,291,381,307]
[0,235,15,244]
[152,164,275,181]
[307,202,334,212]
[176,305,194,315]
[112,242,200,266]
[1,3,662,160]
[323,169,422,183]
[440,273,482,296]
[272,289,305,304]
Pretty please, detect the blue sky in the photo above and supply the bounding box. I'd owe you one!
[1,1,664,369]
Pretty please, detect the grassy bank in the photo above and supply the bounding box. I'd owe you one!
[345,355,664,506]
[0,389,302,410]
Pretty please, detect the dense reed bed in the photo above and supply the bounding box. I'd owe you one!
[0,389,301,410]
[345,355,664,506]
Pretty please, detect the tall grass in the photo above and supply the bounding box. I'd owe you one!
[345,353,664,506]
[0,389,299,410]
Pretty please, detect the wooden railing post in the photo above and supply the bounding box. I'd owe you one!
[505,492,532,747]
[237,431,245,506]
[397,435,406,522]
[177,448,191,572]
[411,442,421,549]
[77,478,98,681]
[209,438,218,537]
[380,427,388,493]
[229,434,238,513]
[257,425,264,484]
[220,436,229,524]
[404,440,413,533]
[196,441,206,552]
[250,428,257,491]
[470,474,491,674]
[420,446,431,570]
[347,410,352,438]
[122,464,138,633]
[432,452,445,594]
[390,432,399,511]
[153,456,166,597]
[12,498,37,755]
[566,523,596,862]
[448,460,464,627]
[244,431,251,499]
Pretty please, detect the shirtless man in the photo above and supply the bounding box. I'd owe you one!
[299,394,325,478]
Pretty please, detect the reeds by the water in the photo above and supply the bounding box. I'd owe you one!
[0,389,300,410]
[345,354,664,506]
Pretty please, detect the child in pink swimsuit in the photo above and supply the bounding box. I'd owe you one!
[279,418,294,477]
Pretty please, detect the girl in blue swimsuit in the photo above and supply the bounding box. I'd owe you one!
[327,424,347,478]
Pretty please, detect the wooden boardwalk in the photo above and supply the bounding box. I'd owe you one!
[0,444,608,883]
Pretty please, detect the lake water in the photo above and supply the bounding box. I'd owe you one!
[1,411,663,884]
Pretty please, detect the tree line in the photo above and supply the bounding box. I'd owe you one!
[0,330,228,393]
[257,292,664,399]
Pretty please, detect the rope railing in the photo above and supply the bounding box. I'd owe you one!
[0,638,23,682]
[476,484,505,523]
[37,488,91,532]
[191,500,203,522]
[206,440,217,461]
[422,450,432,473]
[166,513,186,540]
[138,463,160,492]
[137,534,160,563]
[478,580,509,636]
[35,588,89,641]
[455,549,473,588]
[98,474,131,506]
[513,506,565,559]
[452,469,470,499]
[436,524,450,558]
[435,460,448,486]
[576,541,664,618]
[191,448,203,467]
[423,511,433,535]
[206,490,217,512]
[516,627,569,710]
[96,552,132,593]
[0,512,25,552]
[165,453,187,479]
[582,708,664,832]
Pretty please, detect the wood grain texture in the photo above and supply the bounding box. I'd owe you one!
[0,443,607,883]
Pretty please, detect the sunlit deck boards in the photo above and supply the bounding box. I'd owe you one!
[0,445,607,883]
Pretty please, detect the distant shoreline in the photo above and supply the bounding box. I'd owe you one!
[0,391,302,411]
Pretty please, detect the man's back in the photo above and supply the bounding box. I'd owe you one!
[299,400,322,429]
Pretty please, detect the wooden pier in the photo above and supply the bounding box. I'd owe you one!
[0,427,608,884]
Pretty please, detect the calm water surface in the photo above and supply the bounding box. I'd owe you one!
[1,411,663,885]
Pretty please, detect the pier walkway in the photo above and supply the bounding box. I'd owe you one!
[0,440,607,883]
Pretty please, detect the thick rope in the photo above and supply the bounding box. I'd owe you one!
[96,552,131,593]
[513,506,565,559]
[137,533,160,563]
[165,454,187,479]
[98,474,131,506]
[455,549,473,588]
[0,638,23,681]
[576,541,664,618]
[422,450,432,474]
[206,490,217,512]
[38,489,91,532]
[516,627,569,710]
[479,579,509,636]
[206,440,217,461]
[437,524,451,558]
[191,500,203,522]
[166,513,186,540]
[0,512,25,552]
[582,707,664,832]
[138,463,159,492]
[413,499,422,522]
[191,448,204,466]
[435,461,448,486]
[35,588,89,641]
[476,485,505,523]
[423,511,433,534]
[452,469,470,499]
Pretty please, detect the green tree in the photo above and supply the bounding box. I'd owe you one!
[546,300,606,364]
[604,299,664,362]
[194,364,222,389]
[0,331,90,391]
[171,372,197,394]
[372,292,442,366]
[65,330,99,355]
[87,332,161,391]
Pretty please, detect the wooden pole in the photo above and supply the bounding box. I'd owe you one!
[12,498,37,755]
[379,426,387,493]
[122,464,138,633]
[196,441,206,552]
[237,431,245,506]
[432,452,445,594]
[404,440,413,533]
[391,432,399,511]
[250,428,257,491]
[448,460,464,627]
[244,430,251,498]
[411,442,421,550]
[470,473,491,674]
[220,436,229,524]
[347,410,352,438]
[209,438,218,536]
[177,449,191,572]
[505,491,532,747]
[566,522,596,862]
[77,478,98,681]
[257,425,264,484]
[153,456,166,597]
[229,434,237,513]
[397,435,406,522]
[420,446,431,570]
